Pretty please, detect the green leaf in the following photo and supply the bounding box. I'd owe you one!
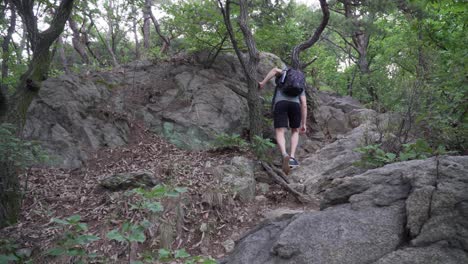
[144,201,164,212]
[385,153,397,161]
[149,185,168,198]
[76,223,88,232]
[175,187,188,193]
[106,230,126,242]
[66,215,82,223]
[201,259,217,264]
[174,248,190,259]
[140,219,152,229]
[158,248,171,261]
[47,247,67,256]
[67,248,86,256]
[51,218,69,225]
[0,254,20,262]
[128,226,146,243]
[75,234,100,245]
[165,191,180,198]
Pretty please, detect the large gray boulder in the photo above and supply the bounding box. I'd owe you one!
[292,113,380,195]
[23,53,279,168]
[221,156,468,264]
[23,74,129,168]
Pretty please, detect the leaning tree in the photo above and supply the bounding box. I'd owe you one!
[217,0,329,139]
[217,0,263,138]
[0,0,75,228]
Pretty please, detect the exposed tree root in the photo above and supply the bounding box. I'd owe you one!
[260,161,314,204]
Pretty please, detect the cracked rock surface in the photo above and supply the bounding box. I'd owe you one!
[221,156,468,264]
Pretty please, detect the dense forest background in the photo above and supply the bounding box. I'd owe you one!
[0,0,466,262]
[1,0,466,149]
[0,0,466,236]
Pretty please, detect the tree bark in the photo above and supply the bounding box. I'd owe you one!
[218,0,263,139]
[336,0,377,102]
[18,22,29,62]
[57,35,70,74]
[68,16,89,64]
[291,0,329,69]
[131,5,140,59]
[1,1,16,95]
[0,0,75,228]
[105,0,119,66]
[142,0,151,50]
[146,0,170,53]
[82,13,106,66]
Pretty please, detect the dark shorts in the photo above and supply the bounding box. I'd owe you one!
[273,101,301,129]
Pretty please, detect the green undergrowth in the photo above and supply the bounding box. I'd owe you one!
[354,139,451,169]
[212,133,275,161]
[1,184,215,263]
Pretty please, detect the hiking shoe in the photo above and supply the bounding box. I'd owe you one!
[282,155,290,175]
[289,157,299,168]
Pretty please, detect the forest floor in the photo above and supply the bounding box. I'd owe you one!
[0,120,318,263]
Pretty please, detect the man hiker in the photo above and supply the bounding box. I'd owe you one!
[258,67,307,175]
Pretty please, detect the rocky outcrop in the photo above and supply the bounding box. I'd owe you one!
[221,156,468,264]
[292,108,379,194]
[23,53,278,168]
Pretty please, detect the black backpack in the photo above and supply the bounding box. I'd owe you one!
[276,68,306,96]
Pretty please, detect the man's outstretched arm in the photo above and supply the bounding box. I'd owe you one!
[300,95,307,134]
[258,67,282,89]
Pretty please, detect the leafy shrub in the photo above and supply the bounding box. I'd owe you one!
[212,133,248,149]
[0,123,48,168]
[127,184,187,213]
[250,135,276,161]
[354,144,397,168]
[399,139,434,161]
[0,238,32,263]
[354,138,448,168]
[107,221,148,245]
[47,215,100,262]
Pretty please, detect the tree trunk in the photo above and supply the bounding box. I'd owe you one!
[68,16,89,64]
[83,14,106,66]
[105,0,119,66]
[132,5,140,59]
[337,0,377,102]
[0,0,75,228]
[1,2,16,95]
[291,0,329,69]
[17,23,29,63]
[142,0,151,50]
[147,0,170,54]
[0,161,20,228]
[57,35,70,74]
[218,0,263,138]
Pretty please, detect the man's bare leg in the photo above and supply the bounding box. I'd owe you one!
[275,128,288,157]
[275,127,290,174]
[290,128,300,158]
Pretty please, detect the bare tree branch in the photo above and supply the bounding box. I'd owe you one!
[291,0,330,69]
[217,0,248,75]
[327,26,358,51]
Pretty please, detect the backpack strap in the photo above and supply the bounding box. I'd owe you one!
[271,85,278,113]
[271,67,288,112]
